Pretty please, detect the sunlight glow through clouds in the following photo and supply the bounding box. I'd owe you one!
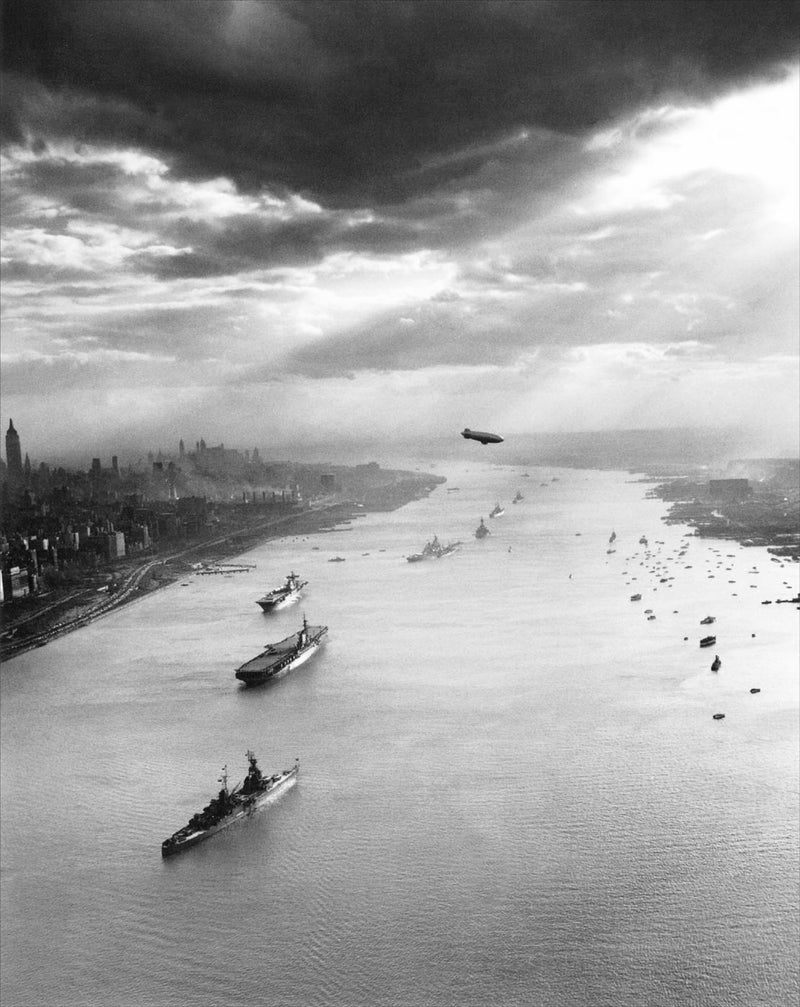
[580,70,799,219]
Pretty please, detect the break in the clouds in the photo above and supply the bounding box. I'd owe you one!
[1,0,798,459]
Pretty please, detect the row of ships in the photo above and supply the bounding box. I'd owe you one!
[163,488,525,856]
[163,571,324,856]
[409,493,522,557]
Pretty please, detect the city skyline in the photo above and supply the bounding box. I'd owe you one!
[1,1,798,461]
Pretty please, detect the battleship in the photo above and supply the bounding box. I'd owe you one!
[255,571,307,612]
[406,535,461,562]
[235,616,328,686]
[161,751,298,857]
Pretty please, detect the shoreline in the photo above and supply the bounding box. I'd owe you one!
[0,499,378,660]
[5,462,797,659]
[642,476,799,560]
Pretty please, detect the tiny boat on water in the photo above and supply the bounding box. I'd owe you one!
[700,635,716,648]
[711,655,721,671]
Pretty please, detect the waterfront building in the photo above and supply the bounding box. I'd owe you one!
[106,531,126,559]
[709,478,751,502]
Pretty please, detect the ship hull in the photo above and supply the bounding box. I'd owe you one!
[256,589,301,612]
[235,626,328,686]
[162,766,298,857]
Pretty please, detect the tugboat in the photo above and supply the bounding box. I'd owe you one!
[489,503,505,518]
[406,535,461,562]
[161,751,298,857]
[235,616,328,686]
[255,572,307,612]
[700,635,717,648]
[475,517,490,539]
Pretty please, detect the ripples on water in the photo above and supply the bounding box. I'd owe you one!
[2,465,798,1006]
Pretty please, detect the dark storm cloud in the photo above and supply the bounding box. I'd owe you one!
[3,0,798,205]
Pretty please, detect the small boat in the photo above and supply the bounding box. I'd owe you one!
[328,556,346,563]
[749,688,761,694]
[630,594,642,601]
[712,713,725,720]
[647,615,656,621]
[639,536,648,546]
[700,616,716,625]
[489,503,505,518]
[711,655,721,671]
[512,491,523,503]
[609,530,617,544]
[700,635,716,648]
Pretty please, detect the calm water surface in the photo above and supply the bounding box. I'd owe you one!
[2,464,798,1006]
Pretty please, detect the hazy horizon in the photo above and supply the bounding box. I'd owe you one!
[3,423,798,476]
[1,2,798,462]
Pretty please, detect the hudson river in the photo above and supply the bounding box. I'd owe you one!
[2,463,798,1006]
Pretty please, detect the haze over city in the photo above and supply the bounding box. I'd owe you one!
[1,1,798,463]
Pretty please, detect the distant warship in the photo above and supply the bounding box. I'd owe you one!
[255,571,307,612]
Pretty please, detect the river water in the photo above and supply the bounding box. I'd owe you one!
[2,462,798,1007]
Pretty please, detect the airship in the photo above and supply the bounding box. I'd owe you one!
[461,428,504,445]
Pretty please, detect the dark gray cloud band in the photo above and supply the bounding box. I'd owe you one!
[3,0,798,205]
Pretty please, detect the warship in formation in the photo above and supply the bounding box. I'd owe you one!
[489,502,505,517]
[475,517,490,539]
[255,571,307,611]
[406,535,461,562]
[161,751,298,857]
[235,616,328,686]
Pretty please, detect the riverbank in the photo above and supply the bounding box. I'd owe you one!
[644,475,800,560]
[1,499,394,659]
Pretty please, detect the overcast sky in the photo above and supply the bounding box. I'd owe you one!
[2,0,798,462]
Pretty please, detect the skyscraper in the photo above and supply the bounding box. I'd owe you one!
[5,419,22,477]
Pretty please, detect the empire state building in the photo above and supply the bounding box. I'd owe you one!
[5,419,23,478]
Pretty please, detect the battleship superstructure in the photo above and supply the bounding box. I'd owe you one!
[406,535,461,562]
[161,751,298,857]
